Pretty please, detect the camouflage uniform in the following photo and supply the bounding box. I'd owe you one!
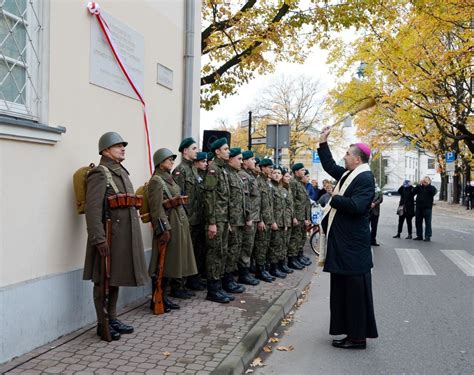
[225,164,247,273]
[173,159,206,277]
[269,181,285,263]
[282,182,294,260]
[203,157,230,280]
[289,176,311,256]
[238,168,260,268]
[254,174,274,266]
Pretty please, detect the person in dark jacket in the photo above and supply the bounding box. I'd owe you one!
[369,184,383,246]
[317,126,378,349]
[465,181,474,210]
[393,180,415,239]
[413,176,437,242]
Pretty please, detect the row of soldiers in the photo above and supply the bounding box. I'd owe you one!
[83,132,313,341]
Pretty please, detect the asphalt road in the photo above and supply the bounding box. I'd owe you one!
[253,196,474,374]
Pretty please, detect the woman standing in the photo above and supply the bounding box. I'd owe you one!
[148,148,197,312]
[393,180,415,239]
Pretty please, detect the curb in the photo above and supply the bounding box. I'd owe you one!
[212,265,315,375]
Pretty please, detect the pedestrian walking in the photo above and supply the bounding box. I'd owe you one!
[413,176,437,242]
[465,181,474,210]
[318,126,378,349]
[370,183,383,246]
[84,132,149,341]
[393,180,415,239]
[148,148,197,309]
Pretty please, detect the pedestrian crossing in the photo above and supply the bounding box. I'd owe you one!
[394,248,473,276]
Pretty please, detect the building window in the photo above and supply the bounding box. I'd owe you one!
[382,158,388,168]
[0,0,42,120]
[427,158,435,170]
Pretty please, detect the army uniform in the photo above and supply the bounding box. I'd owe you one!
[282,181,294,263]
[268,180,287,278]
[84,132,148,340]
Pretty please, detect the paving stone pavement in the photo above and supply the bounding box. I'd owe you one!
[1,250,316,375]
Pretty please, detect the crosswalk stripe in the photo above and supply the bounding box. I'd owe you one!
[395,248,436,275]
[440,250,474,277]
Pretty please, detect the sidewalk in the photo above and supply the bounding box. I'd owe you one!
[1,252,315,375]
[433,200,474,220]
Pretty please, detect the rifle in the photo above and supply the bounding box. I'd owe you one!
[152,238,168,315]
[100,218,113,341]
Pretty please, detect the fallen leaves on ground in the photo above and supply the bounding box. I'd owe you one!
[250,357,264,367]
[276,345,294,352]
[263,345,272,353]
[269,337,280,343]
[245,370,254,374]
[237,308,247,312]
[163,351,172,357]
[280,317,293,326]
[240,300,246,304]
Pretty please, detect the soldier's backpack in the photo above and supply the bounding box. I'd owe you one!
[73,164,118,215]
[135,183,150,223]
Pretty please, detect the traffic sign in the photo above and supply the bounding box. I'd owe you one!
[312,151,321,164]
[446,161,455,172]
[251,137,266,145]
[445,151,456,162]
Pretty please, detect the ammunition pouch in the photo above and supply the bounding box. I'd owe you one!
[107,193,143,209]
[162,195,189,209]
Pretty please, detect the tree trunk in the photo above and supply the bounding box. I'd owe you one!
[439,174,448,201]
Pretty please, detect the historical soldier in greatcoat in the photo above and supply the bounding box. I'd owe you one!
[148,148,198,310]
[84,131,149,341]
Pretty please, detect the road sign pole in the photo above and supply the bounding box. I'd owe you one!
[248,111,252,151]
[275,124,279,165]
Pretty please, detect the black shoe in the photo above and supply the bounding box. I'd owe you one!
[255,265,273,283]
[164,296,180,310]
[423,237,431,242]
[96,324,121,341]
[218,280,236,301]
[222,274,246,293]
[297,254,312,266]
[279,260,293,274]
[206,280,230,304]
[186,276,206,291]
[393,234,400,238]
[371,242,380,246]
[170,289,192,299]
[150,299,171,313]
[332,336,348,345]
[405,235,412,239]
[109,319,134,334]
[269,263,287,279]
[332,339,366,349]
[413,237,423,241]
[288,256,304,270]
[238,267,260,286]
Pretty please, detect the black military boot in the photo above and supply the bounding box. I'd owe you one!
[297,251,312,266]
[288,256,304,270]
[164,295,180,310]
[222,273,246,293]
[218,279,235,301]
[269,263,287,279]
[109,319,134,334]
[206,280,230,304]
[255,264,273,283]
[278,259,293,274]
[238,267,260,286]
[186,275,207,291]
[97,323,121,341]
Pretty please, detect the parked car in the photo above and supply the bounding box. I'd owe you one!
[382,187,400,196]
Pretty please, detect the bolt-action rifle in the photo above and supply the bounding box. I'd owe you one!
[100,218,113,341]
[153,219,168,315]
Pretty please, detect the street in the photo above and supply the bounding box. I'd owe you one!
[253,196,474,374]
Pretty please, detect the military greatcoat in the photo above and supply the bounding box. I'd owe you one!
[83,156,149,286]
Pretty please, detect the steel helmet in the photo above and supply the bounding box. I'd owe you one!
[153,148,177,167]
[98,132,128,154]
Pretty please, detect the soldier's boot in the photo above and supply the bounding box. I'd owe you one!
[287,256,304,270]
[278,259,293,274]
[206,280,230,304]
[109,319,134,334]
[269,263,287,279]
[186,275,207,291]
[150,277,171,313]
[222,273,245,293]
[218,279,236,301]
[297,251,312,266]
[238,267,260,286]
[97,323,121,341]
[163,295,180,310]
[255,264,273,283]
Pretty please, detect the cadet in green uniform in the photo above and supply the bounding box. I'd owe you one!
[84,132,149,341]
[288,163,312,269]
[204,138,233,303]
[148,148,198,308]
[194,151,208,177]
[172,137,206,292]
[268,167,287,278]
[237,151,260,286]
[281,169,295,273]
[254,158,277,282]
[223,148,247,293]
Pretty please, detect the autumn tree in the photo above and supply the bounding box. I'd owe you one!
[201,0,401,110]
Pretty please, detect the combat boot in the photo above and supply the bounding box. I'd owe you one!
[288,256,304,270]
[218,279,235,301]
[222,273,245,293]
[206,280,230,304]
[278,259,293,274]
[238,267,260,286]
[269,263,287,279]
[97,323,121,341]
[186,275,207,291]
[297,251,312,266]
[255,264,273,282]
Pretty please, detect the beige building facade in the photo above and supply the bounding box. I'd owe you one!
[0,0,201,363]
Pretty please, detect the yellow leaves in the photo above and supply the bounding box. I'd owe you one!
[250,357,264,367]
[276,345,295,352]
[269,337,280,343]
[263,345,272,353]
[162,351,172,357]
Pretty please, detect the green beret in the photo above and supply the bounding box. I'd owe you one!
[210,137,228,152]
[195,152,207,161]
[207,152,215,161]
[178,137,196,152]
[255,157,261,165]
[242,150,254,160]
[291,162,305,172]
[259,158,273,167]
[229,147,242,158]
